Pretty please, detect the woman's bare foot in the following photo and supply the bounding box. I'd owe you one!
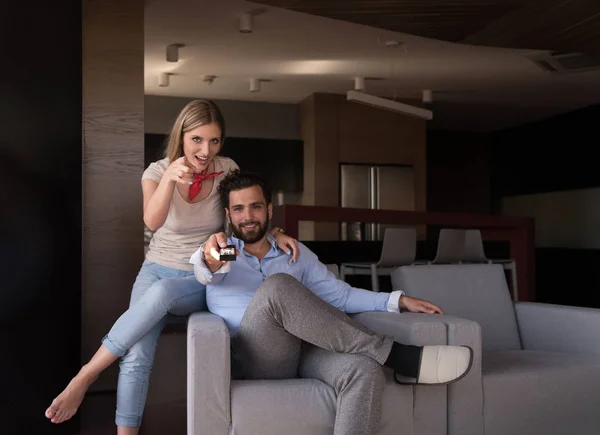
[45,345,117,424]
[45,371,95,424]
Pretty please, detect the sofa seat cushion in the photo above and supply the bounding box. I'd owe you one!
[231,379,336,435]
[482,350,600,435]
[230,372,418,435]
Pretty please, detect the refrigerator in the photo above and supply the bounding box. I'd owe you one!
[340,164,415,241]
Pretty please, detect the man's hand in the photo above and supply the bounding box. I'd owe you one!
[399,295,444,314]
[203,232,238,273]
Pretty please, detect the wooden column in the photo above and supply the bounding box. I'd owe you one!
[82,0,145,391]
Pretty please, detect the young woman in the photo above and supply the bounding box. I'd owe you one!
[45,100,299,434]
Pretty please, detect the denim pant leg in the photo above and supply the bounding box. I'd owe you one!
[103,275,206,356]
[105,262,206,427]
[115,316,168,427]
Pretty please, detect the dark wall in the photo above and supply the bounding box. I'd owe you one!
[427,104,600,212]
[427,130,491,214]
[427,106,600,308]
[222,137,303,192]
[1,2,82,434]
[491,104,600,199]
[490,104,600,308]
[145,133,168,169]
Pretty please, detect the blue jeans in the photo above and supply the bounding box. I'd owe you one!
[102,260,207,427]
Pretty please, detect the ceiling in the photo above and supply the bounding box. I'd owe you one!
[253,0,600,56]
[145,0,600,132]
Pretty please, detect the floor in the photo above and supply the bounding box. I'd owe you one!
[79,392,117,435]
[78,330,188,435]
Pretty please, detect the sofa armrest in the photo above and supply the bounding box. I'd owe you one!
[352,312,484,435]
[515,302,600,355]
[354,312,484,435]
[187,312,231,435]
[351,312,482,377]
[352,312,481,347]
[352,312,447,345]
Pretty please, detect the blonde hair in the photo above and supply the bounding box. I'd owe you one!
[164,100,226,163]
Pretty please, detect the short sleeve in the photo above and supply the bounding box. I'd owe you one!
[142,158,169,183]
[227,158,239,173]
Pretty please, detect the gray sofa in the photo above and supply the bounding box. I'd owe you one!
[392,263,600,435]
[186,265,480,435]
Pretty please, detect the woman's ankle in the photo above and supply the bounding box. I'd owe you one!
[75,364,99,386]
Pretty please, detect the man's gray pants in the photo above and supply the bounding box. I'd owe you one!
[233,273,395,435]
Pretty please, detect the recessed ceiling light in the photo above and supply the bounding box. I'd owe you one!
[384,40,403,47]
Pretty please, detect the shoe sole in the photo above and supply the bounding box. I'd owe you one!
[393,345,474,386]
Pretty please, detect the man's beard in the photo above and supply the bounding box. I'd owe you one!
[230,216,270,244]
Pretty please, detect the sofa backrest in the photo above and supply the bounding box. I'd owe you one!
[391,264,522,351]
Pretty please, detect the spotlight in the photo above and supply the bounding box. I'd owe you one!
[240,12,252,33]
[159,73,170,87]
[166,43,183,62]
[354,77,365,91]
[422,89,433,104]
[250,78,261,92]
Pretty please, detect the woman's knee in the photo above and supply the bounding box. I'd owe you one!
[142,278,184,309]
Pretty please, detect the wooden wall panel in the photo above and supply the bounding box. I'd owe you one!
[82,0,144,391]
[299,95,316,240]
[338,98,424,164]
[313,94,343,240]
[338,94,427,217]
[299,92,427,240]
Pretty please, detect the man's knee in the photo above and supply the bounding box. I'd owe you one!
[257,273,300,299]
[265,273,298,287]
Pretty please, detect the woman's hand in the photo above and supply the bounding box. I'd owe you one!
[142,157,195,230]
[164,156,195,185]
[272,228,300,263]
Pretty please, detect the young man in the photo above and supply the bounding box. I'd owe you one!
[190,170,472,435]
